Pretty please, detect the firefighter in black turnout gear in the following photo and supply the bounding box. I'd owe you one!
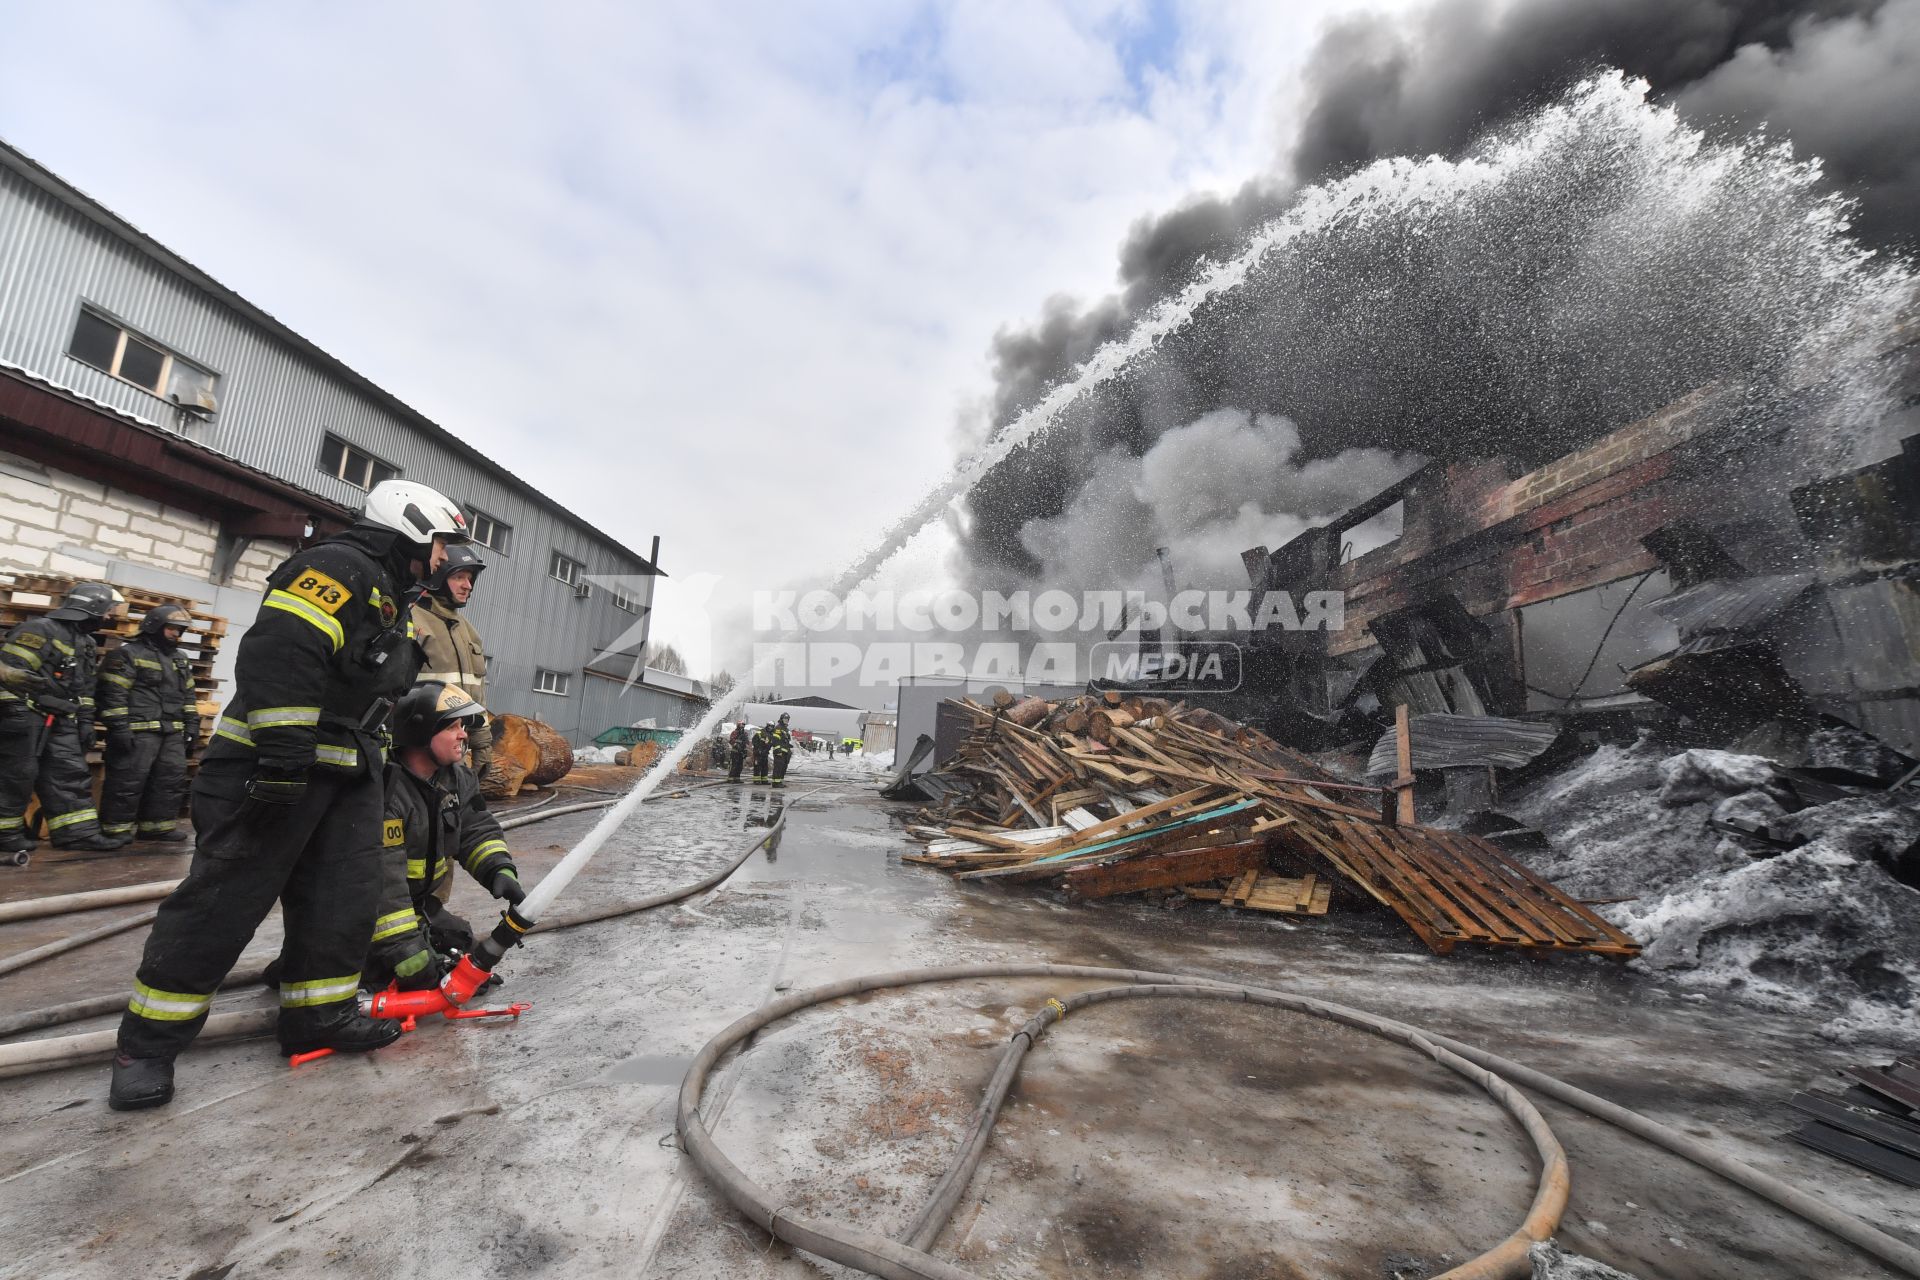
[726,720,749,781]
[750,722,772,783]
[366,681,522,991]
[110,480,470,1112]
[769,712,794,786]
[0,581,126,854]
[97,603,201,844]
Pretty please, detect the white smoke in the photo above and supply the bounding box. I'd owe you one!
[1013,407,1425,592]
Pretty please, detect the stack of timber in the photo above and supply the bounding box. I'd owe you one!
[0,573,227,754]
[900,691,1640,959]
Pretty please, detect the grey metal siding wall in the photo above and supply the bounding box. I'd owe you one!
[0,162,657,738]
[576,672,704,741]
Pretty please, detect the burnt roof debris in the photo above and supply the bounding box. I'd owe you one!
[1364,712,1562,780]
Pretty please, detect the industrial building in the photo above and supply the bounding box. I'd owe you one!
[0,138,694,742]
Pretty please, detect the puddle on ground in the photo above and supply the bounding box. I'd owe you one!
[598,1054,693,1086]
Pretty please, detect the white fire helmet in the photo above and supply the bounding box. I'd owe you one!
[361,479,470,551]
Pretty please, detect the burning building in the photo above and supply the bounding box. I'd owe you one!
[1242,317,1920,761]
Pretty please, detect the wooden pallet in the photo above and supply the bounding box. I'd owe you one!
[1185,871,1330,915]
[1272,816,1640,956]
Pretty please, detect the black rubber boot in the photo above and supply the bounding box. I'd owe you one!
[108,1054,175,1111]
[142,829,190,844]
[0,832,33,855]
[58,833,128,853]
[280,1009,403,1057]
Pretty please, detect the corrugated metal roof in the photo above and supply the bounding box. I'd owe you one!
[0,137,657,572]
[1650,573,1817,637]
[1367,712,1562,778]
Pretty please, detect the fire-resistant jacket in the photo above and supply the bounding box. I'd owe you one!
[409,591,491,756]
[369,759,518,980]
[96,634,199,741]
[0,616,98,735]
[205,526,423,778]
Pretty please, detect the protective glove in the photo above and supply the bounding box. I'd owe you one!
[106,728,134,757]
[393,947,449,992]
[34,691,77,717]
[490,869,525,905]
[241,769,307,824]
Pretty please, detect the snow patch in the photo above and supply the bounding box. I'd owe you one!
[1507,741,1920,1043]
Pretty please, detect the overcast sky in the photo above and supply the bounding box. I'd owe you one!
[0,1,1419,671]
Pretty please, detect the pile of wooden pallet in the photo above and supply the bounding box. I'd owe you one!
[901,692,1641,958]
[0,573,227,753]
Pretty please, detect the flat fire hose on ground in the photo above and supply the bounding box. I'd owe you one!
[677,964,1920,1280]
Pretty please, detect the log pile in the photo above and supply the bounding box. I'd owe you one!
[484,713,575,797]
[901,692,1640,958]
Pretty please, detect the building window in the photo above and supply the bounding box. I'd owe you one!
[550,550,585,590]
[318,434,400,491]
[534,668,571,696]
[611,583,640,612]
[465,506,511,555]
[68,306,217,405]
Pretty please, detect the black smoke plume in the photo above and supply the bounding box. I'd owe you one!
[958,0,1918,585]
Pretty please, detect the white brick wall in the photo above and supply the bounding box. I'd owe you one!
[0,457,237,582]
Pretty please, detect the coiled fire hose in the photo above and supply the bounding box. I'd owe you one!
[676,964,1920,1280]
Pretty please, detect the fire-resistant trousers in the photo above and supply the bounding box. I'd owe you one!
[118,760,385,1058]
[770,747,792,782]
[100,732,189,841]
[751,744,770,778]
[727,745,746,780]
[0,706,103,846]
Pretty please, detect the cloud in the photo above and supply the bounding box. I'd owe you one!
[0,0,1395,667]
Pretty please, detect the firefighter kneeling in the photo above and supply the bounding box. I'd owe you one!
[366,681,523,992]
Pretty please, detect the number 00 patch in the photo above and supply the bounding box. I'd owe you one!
[382,819,405,847]
[288,569,351,614]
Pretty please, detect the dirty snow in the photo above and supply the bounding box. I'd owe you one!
[1531,1241,1646,1279]
[1506,740,1920,1043]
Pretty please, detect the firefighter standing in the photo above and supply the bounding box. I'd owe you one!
[366,681,522,991]
[727,720,749,781]
[410,544,493,781]
[97,604,200,844]
[111,479,469,1111]
[769,712,794,787]
[750,722,772,783]
[409,543,494,917]
[0,582,127,854]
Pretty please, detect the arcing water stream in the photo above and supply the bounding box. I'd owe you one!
[519,72,1915,922]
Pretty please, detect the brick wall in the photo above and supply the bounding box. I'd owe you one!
[1321,388,1723,656]
[0,456,288,593]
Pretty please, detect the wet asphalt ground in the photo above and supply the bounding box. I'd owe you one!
[0,756,1914,1279]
